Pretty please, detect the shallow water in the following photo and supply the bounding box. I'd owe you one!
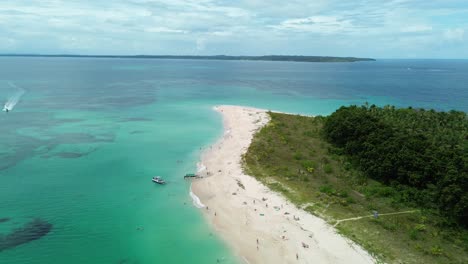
[0,58,466,263]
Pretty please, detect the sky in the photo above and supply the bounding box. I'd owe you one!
[0,0,467,58]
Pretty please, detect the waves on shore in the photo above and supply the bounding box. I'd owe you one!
[197,162,206,173]
[189,185,206,209]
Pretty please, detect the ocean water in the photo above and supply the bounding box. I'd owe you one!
[0,58,466,264]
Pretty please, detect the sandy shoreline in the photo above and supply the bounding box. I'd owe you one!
[192,105,375,264]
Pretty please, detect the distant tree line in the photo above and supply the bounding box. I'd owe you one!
[0,54,375,62]
[323,105,467,226]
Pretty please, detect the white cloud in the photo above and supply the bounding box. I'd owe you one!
[401,25,433,33]
[272,16,353,34]
[0,37,16,49]
[196,38,206,51]
[145,27,187,34]
[443,28,465,41]
[0,0,467,57]
[208,31,233,37]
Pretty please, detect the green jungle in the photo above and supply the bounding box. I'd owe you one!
[243,105,467,264]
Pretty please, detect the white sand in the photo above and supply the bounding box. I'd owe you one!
[192,105,375,264]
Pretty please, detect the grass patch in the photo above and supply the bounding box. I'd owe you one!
[243,112,468,264]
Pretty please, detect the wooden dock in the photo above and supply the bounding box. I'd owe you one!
[184,173,202,179]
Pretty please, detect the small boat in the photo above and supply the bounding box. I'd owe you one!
[152,176,165,184]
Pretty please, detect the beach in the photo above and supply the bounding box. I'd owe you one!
[192,105,375,264]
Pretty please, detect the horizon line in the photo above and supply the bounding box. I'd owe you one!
[0,54,466,60]
[0,53,368,57]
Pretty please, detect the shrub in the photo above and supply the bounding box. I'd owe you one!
[293,152,303,160]
[429,246,443,256]
[324,164,333,174]
[319,185,336,195]
[301,160,317,173]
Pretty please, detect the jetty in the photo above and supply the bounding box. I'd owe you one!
[184,173,202,179]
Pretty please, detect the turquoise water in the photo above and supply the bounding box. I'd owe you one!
[0,58,467,263]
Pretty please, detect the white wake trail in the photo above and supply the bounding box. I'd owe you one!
[3,82,25,112]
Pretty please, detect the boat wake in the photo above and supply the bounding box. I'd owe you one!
[3,82,25,112]
[189,185,206,208]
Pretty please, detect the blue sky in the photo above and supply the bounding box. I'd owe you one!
[0,0,467,58]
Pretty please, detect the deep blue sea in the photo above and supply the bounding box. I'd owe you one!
[0,58,466,264]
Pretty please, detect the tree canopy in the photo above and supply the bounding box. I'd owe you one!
[323,105,468,226]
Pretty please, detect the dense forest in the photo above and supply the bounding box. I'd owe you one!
[323,105,467,226]
[244,109,467,262]
[0,54,375,62]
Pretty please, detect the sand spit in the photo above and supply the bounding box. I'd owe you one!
[192,105,375,264]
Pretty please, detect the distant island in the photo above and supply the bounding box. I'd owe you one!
[0,54,375,63]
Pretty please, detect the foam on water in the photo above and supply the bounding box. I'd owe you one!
[190,185,206,208]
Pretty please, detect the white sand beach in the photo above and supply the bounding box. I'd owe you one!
[192,105,375,264]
